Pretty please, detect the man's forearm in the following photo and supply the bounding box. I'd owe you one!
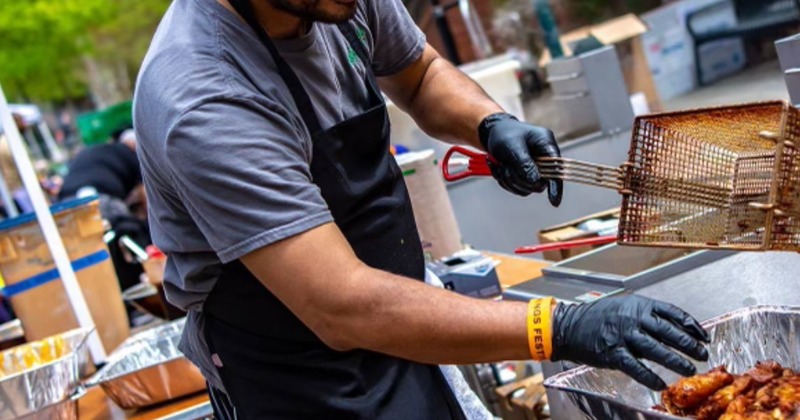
[318,265,531,364]
[242,223,533,365]
[403,57,503,148]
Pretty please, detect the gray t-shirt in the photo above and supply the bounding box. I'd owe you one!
[133,0,424,390]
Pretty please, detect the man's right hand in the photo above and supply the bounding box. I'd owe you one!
[551,295,710,390]
[478,113,563,206]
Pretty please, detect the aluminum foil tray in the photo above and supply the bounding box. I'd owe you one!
[545,305,800,420]
[0,328,92,418]
[87,318,206,409]
[17,387,85,420]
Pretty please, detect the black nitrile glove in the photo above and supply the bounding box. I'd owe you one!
[551,295,710,390]
[478,113,563,206]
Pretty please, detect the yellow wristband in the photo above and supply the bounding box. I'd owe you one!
[527,297,554,361]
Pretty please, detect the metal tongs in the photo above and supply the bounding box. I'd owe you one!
[441,145,621,254]
[442,145,627,192]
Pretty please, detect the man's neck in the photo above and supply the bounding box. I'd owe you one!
[218,0,306,39]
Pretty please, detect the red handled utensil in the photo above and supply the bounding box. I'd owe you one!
[441,145,622,252]
[514,236,617,255]
[441,145,496,181]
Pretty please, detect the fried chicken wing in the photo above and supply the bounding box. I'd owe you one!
[723,394,755,416]
[660,361,800,420]
[718,415,745,420]
[663,366,735,414]
[774,377,800,413]
[747,361,784,384]
[698,376,755,420]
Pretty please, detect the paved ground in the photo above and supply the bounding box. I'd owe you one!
[662,60,789,110]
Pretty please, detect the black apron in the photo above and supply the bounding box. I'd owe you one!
[202,2,466,418]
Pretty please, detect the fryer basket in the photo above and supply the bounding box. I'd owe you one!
[443,101,800,252]
[618,101,800,251]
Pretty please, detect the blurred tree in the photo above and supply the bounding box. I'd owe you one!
[0,0,106,102]
[0,0,169,106]
[85,0,171,107]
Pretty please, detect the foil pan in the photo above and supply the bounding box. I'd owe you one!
[545,305,800,420]
[17,387,86,420]
[87,318,206,409]
[0,328,92,419]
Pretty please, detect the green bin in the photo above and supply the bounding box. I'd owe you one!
[76,101,133,146]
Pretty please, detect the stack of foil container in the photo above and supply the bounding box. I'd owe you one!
[0,327,93,419]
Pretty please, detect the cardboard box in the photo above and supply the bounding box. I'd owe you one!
[0,198,130,353]
[496,373,549,420]
[540,14,663,112]
[537,208,620,261]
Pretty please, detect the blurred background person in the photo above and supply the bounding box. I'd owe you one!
[58,128,151,293]
[58,128,141,206]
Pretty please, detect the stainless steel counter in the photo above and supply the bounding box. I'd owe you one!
[635,251,800,321]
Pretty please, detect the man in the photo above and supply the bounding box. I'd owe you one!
[134,0,710,418]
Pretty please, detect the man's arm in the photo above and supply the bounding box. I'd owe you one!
[378,45,502,149]
[241,221,710,389]
[241,221,529,364]
[378,45,563,204]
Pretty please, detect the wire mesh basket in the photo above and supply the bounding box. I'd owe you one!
[443,101,800,252]
[619,101,800,251]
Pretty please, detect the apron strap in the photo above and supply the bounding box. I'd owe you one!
[227,0,324,134]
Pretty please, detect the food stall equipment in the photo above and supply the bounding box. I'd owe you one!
[514,235,617,255]
[505,246,800,419]
[444,100,800,418]
[445,101,800,252]
[546,46,635,139]
[438,47,637,253]
[0,327,92,419]
[446,130,629,253]
[426,250,502,298]
[0,84,106,364]
[86,319,206,410]
[776,33,800,106]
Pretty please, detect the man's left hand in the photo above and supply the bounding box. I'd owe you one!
[479,113,563,207]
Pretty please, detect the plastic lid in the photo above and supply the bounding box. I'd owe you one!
[0,195,99,232]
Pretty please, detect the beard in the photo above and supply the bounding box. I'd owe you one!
[267,0,357,23]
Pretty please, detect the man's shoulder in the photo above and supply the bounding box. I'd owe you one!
[135,0,301,123]
[135,0,232,114]
[134,0,277,151]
